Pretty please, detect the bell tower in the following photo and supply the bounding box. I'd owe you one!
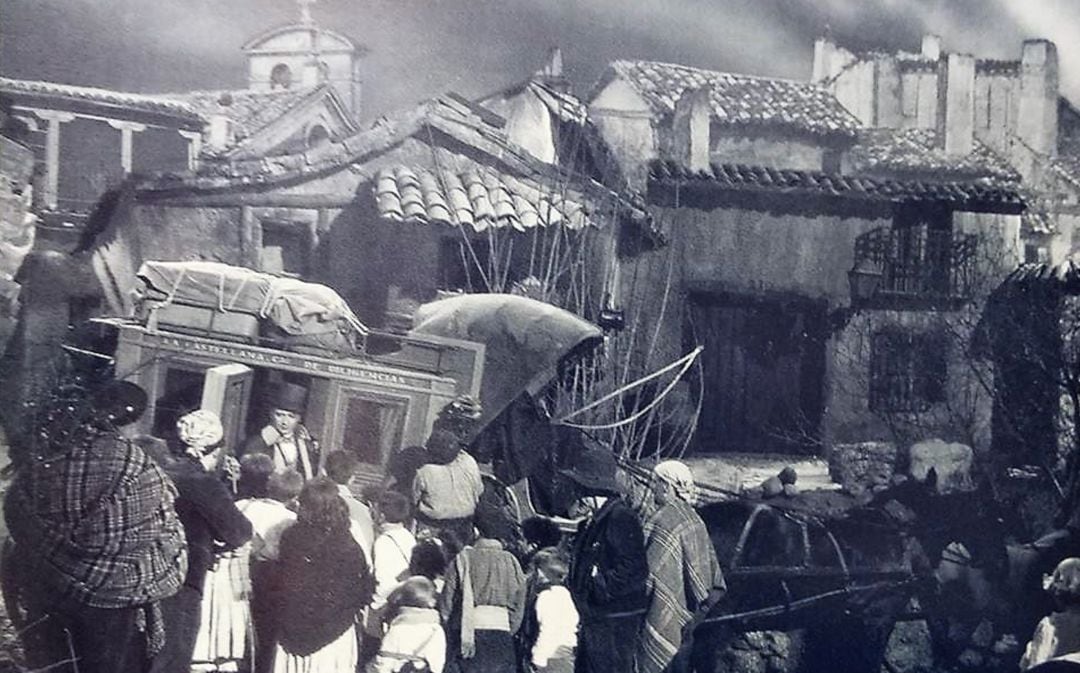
[241,0,366,120]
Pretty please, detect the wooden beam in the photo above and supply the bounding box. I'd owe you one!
[135,191,358,209]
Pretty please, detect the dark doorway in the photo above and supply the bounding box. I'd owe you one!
[152,366,206,445]
[687,293,827,454]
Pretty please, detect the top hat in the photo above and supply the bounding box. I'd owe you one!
[268,383,307,414]
[559,447,621,495]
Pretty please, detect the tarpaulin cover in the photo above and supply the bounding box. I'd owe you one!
[410,293,602,431]
[136,261,367,349]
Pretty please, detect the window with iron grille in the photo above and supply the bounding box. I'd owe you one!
[869,329,949,413]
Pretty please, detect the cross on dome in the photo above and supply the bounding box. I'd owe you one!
[298,0,317,24]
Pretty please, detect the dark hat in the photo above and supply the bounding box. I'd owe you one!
[268,382,307,414]
[90,380,148,427]
[559,447,621,495]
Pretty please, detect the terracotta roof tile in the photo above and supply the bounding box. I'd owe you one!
[169,86,324,146]
[647,159,1024,213]
[374,165,591,231]
[1022,210,1056,235]
[607,60,860,137]
[850,128,1019,185]
[0,77,201,120]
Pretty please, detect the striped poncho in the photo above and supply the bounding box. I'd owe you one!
[638,499,725,673]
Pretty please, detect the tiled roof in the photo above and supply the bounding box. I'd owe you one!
[133,94,644,228]
[850,128,1020,184]
[647,159,1025,212]
[529,81,588,125]
[0,77,202,120]
[169,86,325,145]
[374,165,590,231]
[1022,210,1055,235]
[1003,260,1080,292]
[605,60,860,137]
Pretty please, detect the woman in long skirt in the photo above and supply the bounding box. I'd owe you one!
[192,454,279,672]
[273,478,374,673]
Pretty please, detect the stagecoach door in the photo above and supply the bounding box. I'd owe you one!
[201,363,254,455]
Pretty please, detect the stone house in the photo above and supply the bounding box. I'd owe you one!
[587,59,1024,457]
[91,93,644,334]
[0,77,205,230]
[168,85,359,162]
[813,35,1080,266]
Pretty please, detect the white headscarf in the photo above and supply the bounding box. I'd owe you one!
[177,409,224,451]
[653,460,697,505]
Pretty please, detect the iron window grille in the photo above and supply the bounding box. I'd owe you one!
[869,329,949,413]
[852,209,978,305]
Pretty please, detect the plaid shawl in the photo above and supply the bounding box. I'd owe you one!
[5,435,187,609]
[638,500,724,673]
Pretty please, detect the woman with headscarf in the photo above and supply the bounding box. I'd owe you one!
[191,454,278,672]
[151,410,253,673]
[637,461,725,673]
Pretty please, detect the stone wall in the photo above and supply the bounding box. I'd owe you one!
[713,630,805,673]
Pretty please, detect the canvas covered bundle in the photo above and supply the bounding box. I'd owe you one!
[135,261,368,353]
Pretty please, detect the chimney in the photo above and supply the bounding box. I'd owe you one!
[673,87,711,172]
[1018,39,1059,156]
[540,47,563,79]
[921,34,942,61]
[936,52,975,156]
[207,115,232,152]
[812,35,835,83]
[536,47,571,93]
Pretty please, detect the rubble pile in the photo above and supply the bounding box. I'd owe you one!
[713,630,805,673]
[828,441,897,495]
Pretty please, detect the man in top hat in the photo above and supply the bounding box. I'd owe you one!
[562,448,649,673]
[242,382,319,480]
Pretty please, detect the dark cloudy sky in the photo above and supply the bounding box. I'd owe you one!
[2,0,1079,122]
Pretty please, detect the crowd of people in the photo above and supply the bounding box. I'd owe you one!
[0,377,731,673]
[13,373,1080,673]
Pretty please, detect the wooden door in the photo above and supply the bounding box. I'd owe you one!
[688,295,825,454]
[201,363,254,454]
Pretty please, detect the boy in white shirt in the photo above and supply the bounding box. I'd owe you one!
[528,548,578,673]
[362,490,417,661]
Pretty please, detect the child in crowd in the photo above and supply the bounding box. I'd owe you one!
[409,535,455,594]
[1021,557,1080,670]
[364,490,418,660]
[368,577,447,673]
[325,450,376,564]
[245,467,305,673]
[520,517,563,560]
[439,502,527,673]
[522,548,578,673]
